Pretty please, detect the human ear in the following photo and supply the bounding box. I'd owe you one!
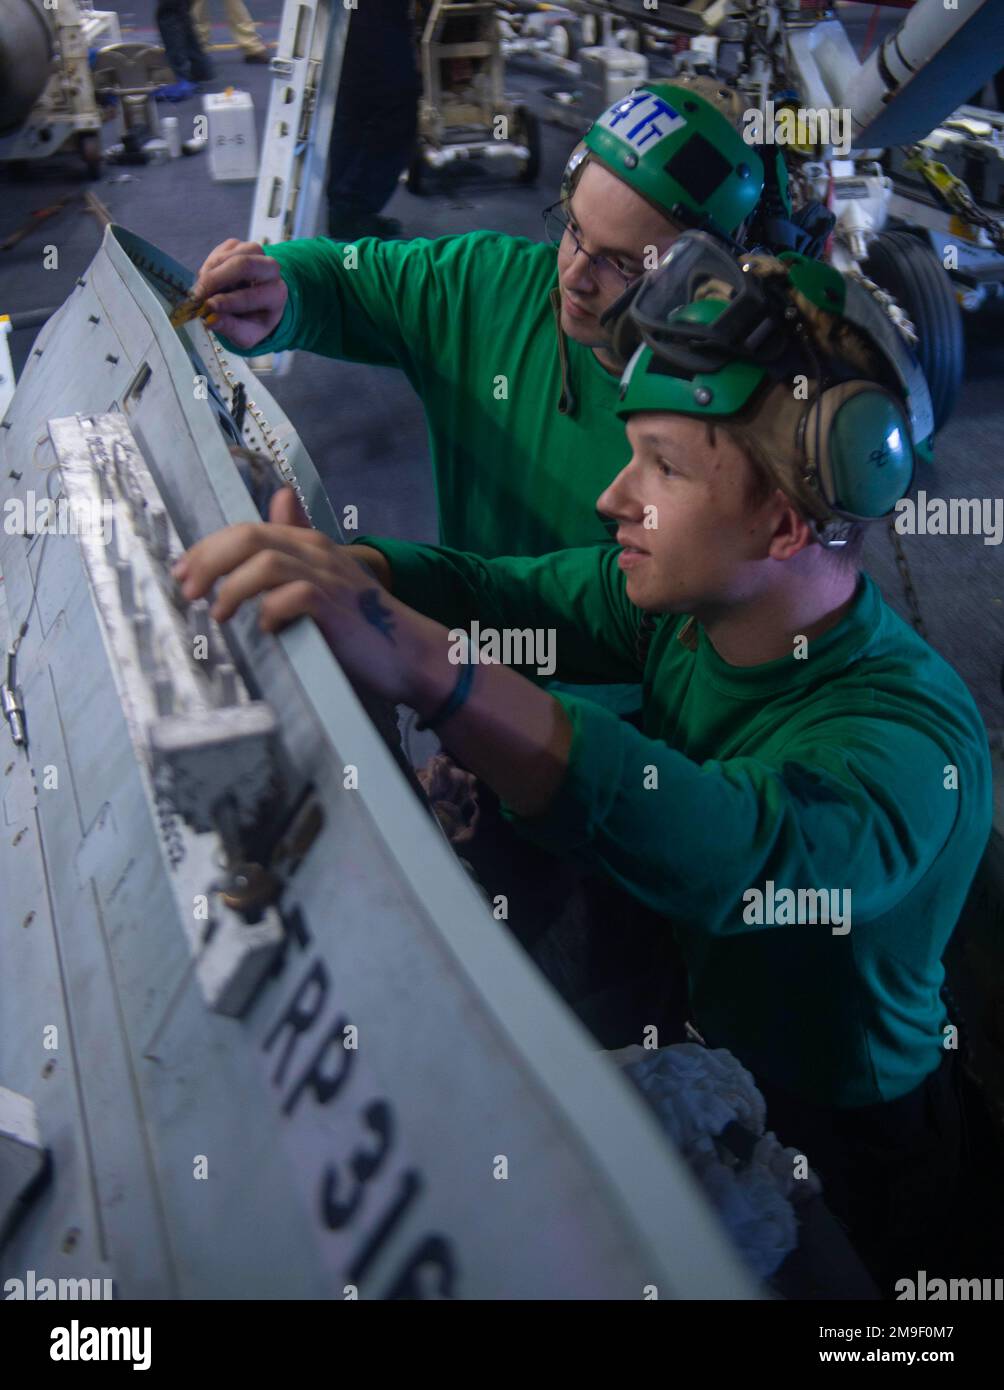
[766,492,815,562]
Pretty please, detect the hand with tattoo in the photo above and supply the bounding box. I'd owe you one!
[172,487,453,709]
[357,587,396,642]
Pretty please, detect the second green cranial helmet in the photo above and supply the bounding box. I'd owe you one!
[613,235,934,543]
[563,80,771,241]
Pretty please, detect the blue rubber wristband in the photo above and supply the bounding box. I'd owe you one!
[415,659,475,733]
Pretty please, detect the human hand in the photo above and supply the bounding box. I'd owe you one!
[172,491,435,706]
[192,238,289,348]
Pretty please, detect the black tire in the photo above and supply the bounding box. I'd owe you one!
[862,230,965,434]
[514,106,540,186]
[405,146,426,195]
[79,132,102,180]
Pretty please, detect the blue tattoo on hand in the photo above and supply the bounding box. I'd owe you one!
[359,588,395,642]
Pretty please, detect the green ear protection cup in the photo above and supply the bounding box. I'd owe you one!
[565,83,765,238]
[801,382,915,521]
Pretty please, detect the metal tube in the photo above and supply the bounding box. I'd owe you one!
[847,0,1004,148]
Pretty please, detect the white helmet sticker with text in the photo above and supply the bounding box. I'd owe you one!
[598,91,686,154]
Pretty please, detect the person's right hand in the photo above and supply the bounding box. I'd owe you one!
[192,239,289,349]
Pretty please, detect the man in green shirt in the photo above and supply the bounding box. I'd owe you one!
[174,241,991,1288]
[193,79,772,560]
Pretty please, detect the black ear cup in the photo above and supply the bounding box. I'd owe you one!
[600,279,647,364]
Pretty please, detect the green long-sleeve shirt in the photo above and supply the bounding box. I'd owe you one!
[357,536,993,1108]
[221,232,629,558]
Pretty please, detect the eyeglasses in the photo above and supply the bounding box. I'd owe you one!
[542,202,641,292]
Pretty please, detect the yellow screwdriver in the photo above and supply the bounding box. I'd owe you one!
[168,292,219,330]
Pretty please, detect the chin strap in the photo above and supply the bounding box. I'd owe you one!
[549,287,578,417]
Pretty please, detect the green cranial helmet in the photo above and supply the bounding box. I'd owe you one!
[616,295,921,535]
[565,81,768,239]
[616,298,764,416]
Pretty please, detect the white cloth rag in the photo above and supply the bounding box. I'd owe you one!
[610,1042,823,1279]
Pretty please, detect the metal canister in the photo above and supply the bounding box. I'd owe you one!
[162,116,182,159]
